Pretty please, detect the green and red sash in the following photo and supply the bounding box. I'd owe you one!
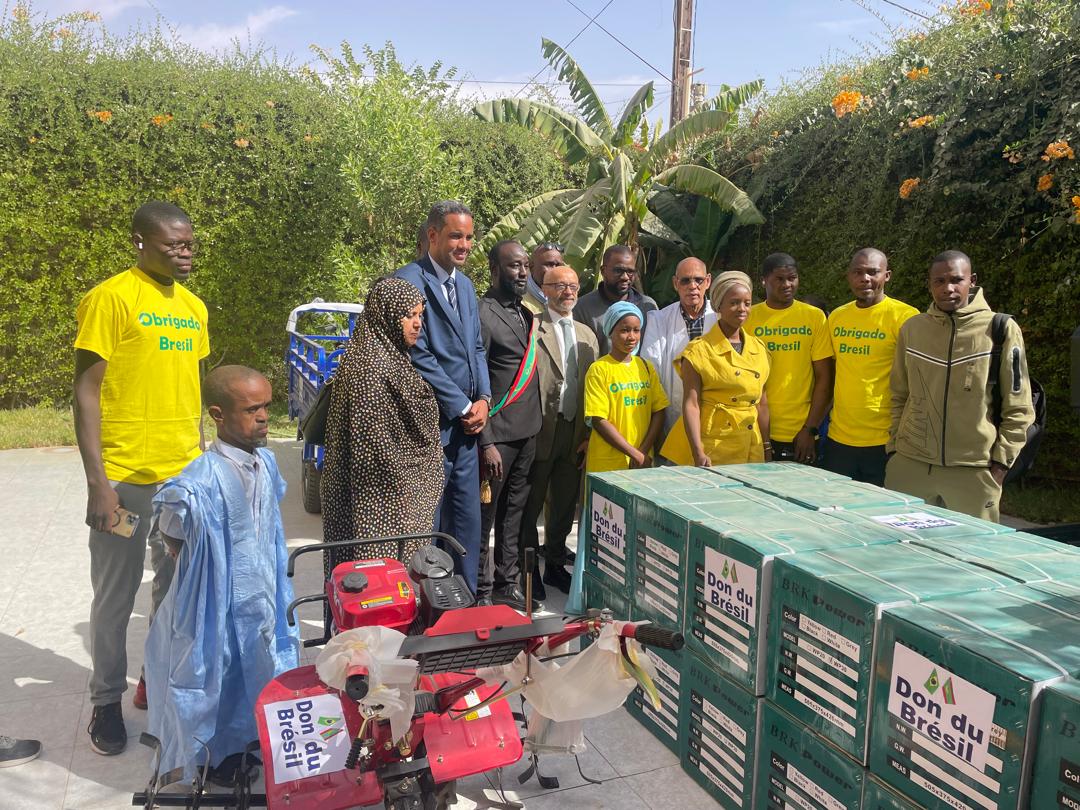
[489,319,539,417]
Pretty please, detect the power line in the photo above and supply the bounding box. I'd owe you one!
[516,0,616,97]
[563,0,672,83]
[873,0,932,21]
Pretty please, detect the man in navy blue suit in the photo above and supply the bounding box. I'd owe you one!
[395,201,491,591]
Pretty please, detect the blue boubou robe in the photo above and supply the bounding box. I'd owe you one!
[145,447,300,783]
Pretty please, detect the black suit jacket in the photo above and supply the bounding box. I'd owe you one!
[478,291,542,445]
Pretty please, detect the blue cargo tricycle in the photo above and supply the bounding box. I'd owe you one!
[285,300,364,513]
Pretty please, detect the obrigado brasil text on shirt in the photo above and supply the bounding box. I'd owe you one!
[608,376,652,406]
[833,325,887,355]
[138,310,205,352]
[752,323,814,352]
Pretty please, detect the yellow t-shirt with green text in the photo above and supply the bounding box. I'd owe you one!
[827,296,918,447]
[745,300,832,442]
[584,354,669,473]
[75,267,210,484]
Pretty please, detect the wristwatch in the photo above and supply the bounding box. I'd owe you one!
[802,424,820,438]
[479,395,492,405]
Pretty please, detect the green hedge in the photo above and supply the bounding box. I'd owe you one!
[0,14,573,404]
[705,0,1080,478]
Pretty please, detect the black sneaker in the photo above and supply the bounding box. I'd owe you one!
[87,702,126,756]
[0,736,42,768]
[542,565,573,594]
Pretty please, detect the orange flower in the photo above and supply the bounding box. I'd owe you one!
[200,121,216,131]
[831,90,863,118]
[87,109,112,123]
[234,138,250,149]
[1037,174,1053,192]
[994,73,1003,81]
[12,5,29,21]
[958,0,992,16]
[1041,140,1075,161]
[82,11,102,21]
[150,114,174,127]
[908,114,935,129]
[53,27,72,39]
[899,178,920,199]
[905,66,930,81]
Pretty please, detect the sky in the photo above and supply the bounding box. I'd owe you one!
[28,0,939,119]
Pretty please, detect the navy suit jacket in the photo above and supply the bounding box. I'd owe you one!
[395,256,491,444]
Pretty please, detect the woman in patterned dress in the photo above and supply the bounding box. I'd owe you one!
[320,277,445,575]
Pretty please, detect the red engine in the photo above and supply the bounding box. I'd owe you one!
[327,557,417,634]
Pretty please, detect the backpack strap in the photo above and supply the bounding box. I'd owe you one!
[989,312,1011,428]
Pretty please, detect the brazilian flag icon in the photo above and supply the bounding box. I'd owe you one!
[925,669,941,694]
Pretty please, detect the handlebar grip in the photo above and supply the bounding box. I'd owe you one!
[627,623,685,651]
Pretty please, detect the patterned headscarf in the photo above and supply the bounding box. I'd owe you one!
[320,277,445,571]
[709,270,753,310]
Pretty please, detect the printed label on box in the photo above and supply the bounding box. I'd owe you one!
[591,494,626,559]
[886,643,996,771]
[704,547,757,628]
[871,512,959,531]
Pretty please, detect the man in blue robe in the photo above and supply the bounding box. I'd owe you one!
[145,365,299,785]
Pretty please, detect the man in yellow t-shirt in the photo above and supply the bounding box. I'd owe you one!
[822,247,917,486]
[745,253,833,465]
[73,201,210,757]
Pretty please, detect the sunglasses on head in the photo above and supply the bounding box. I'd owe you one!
[535,241,565,253]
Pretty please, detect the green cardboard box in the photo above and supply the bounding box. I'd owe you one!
[770,480,924,512]
[834,503,1015,542]
[708,461,852,487]
[869,583,1080,810]
[584,467,732,595]
[767,543,1018,762]
[911,531,1080,585]
[755,700,864,810]
[625,642,685,755]
[682,654,763,809]
[686,512,907,694]
[1029,678,1080,810]
[582,572,629,620]
[634,487,801,628]
[862,775,925,809]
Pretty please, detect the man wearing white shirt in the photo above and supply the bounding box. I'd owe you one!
[521,265,598,594]
[640,257,717,446]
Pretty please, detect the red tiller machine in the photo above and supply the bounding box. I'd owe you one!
[133,534,683,810]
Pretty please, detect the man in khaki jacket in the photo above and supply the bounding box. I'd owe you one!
[885,250,1034,520]
[521,264,598,594]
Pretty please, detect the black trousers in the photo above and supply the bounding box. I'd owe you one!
[477,436,536,597]
[521,417,581,568]
[820,438,888,487]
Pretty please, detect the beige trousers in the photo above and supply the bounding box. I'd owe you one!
[884,453,1002,522]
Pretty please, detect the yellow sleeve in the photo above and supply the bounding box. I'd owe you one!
[810,309,833,361]
[74,286,125,361]
[583,362,611,421]
[198,301,211,359]
[645,358,669,411]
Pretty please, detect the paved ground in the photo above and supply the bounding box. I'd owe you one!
[0,440,711,809]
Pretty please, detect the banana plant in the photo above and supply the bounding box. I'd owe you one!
[473,38,764,277]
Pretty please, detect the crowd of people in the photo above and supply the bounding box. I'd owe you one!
[60,197,1035,783]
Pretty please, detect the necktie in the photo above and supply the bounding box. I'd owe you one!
[559,318,578,420]
[444,275,458,311]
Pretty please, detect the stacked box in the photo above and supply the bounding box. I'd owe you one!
[682,654,762,809]
[834,503,1015,541]
[769,480,924,512]
[1029,679,1080,810]
[582,571,628,619]
[584,467,735,596]
[755,700,864,810]
[869,583,1080,810]
[685,512,909,694]
[766,543,1019,762]
[862,775,925,809]
[624,643,685,756]
[709,461,852,486]
[633,487,800,628]
[909,531,1080,585]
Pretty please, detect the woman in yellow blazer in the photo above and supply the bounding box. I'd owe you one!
[661,270,773,466]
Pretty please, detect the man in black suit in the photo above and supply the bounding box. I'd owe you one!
[395,201,491,592]
[477,240,543,611]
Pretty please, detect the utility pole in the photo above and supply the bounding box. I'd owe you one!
[670,0,694,125]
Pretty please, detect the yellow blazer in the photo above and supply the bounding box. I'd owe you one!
[660,327,771,466]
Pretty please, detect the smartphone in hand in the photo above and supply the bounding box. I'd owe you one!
[110,507,140,538]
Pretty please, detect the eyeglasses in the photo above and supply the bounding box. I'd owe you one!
[542,282,580,293]
[535,241,565,253]
[677,276,709,287]
[610,268,636,277]
[162,240,199,256]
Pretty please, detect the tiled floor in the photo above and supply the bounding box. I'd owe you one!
[0,441,714,809]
